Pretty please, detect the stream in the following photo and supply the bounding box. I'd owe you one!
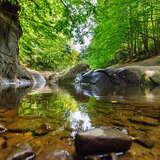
[0,84,159,160]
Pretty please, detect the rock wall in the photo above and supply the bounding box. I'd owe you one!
[0,2,31,80]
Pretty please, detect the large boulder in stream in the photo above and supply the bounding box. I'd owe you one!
[75,127,132,156]
[49,64,89,85]
[76,66,160,87]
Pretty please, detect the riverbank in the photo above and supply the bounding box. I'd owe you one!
[45,55,160,88]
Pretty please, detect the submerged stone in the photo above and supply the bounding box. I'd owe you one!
[7,143,35,160]
[33,123,53,136]
[0,137,7,149]
[75,127,132,156]
[128,118,159,126]
[38,150,72,160]
[135,137,155,149]
[46,150,72,160]
[0,124,7,133]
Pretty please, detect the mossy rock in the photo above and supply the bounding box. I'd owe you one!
[58,64,89,84]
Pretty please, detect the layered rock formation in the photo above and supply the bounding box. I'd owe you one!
[0,1,32,82]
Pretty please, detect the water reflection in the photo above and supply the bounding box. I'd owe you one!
[0,86,31,108]
[75,83,160,105]
[19,91,78,122]
[0,84,159,160]
[19,90,92,137]
[70,110,92,137]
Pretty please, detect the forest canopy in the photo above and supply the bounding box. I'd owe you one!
[4,0,160,70]
[87,0,160,68]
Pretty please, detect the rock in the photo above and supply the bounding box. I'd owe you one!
[76,66,160,87]
[76,70,111,85]
[58,64,89,84]
[7,143,36,160]
[118,67,141,85]
[0,2,32,82]
[75,127,132,156]
[40,123,52,131]
[0,137,7,149]
[0,124,7,133]
[7,118,54,134]
[39,150,72,160]
[128,118,159,126]
[135,137,155,149]
[130,55,160,66]
[118,66,160,86]
[33,123,53,136]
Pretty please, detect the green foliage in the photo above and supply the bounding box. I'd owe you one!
[87,0,160,68]
[16,0,94,70]
[18,0,80,70]
[0,0,17,4]
[3,0,160,69]
[19,91,78,121]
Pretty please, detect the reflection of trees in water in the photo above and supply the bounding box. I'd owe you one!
[18,89,93,136]
[18,91,79,122]
[0,87,31,108]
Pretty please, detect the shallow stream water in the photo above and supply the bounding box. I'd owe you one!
[0,84,159,160]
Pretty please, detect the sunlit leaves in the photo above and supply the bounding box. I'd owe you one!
[87,0,129,68]
[19,92,78,120]
[87,0,160,68]
[17,0,80,70]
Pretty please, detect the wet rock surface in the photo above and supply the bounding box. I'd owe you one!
[32,123,53,136]
[128,118,159,127]
[0,124,7,133]
[135,137,155,149]
[7,143,35,160]
[38,150,72,160]
[76,66,160,87]
[75,127,132,156]
[51,64,89,85]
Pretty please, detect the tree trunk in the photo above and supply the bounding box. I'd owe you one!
[0,1,32,80]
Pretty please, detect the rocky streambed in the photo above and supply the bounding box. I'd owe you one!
[0,60,160,160]
[0,83,159,160]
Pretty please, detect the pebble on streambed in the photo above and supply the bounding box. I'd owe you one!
[7,143,36,160]
[75,127,132,157]
[0,124,7,134]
